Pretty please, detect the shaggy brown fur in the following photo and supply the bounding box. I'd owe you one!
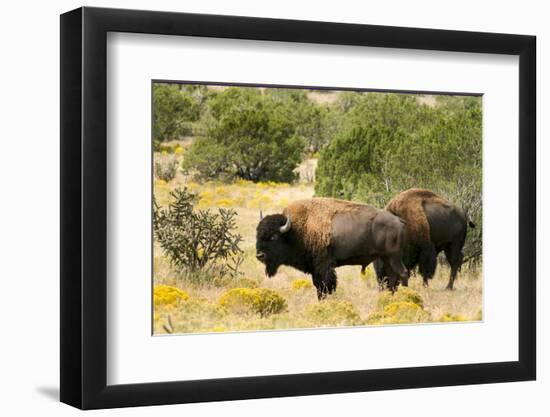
[258,197,409,298]
[385,188,450,245]
[282,197,367,256]
[375,188,472,288]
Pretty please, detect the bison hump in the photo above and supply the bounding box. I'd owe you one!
[284,198,374,256]
[385,188,450,244]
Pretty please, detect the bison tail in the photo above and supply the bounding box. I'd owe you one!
[468,220,476,228]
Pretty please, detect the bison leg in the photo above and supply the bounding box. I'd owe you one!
[379,258,397,293]
[444,243,463,290]
[313,266,337,300]
[381,255,408,293]
[388,254,409,288]
[418,242,437,287]
[386,270,399,294]
[373,258,387,291]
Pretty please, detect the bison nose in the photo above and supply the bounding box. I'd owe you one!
[256,251,266,261]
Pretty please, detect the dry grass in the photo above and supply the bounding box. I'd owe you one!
[153,168,482,335]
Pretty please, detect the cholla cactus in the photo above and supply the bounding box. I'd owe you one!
[153,187,244,283]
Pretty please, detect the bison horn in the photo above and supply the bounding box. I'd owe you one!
[279,215,291,234]
[260,210,263,220]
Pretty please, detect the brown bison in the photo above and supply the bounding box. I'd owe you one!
[255,198,408,299]
[374,188,475,290]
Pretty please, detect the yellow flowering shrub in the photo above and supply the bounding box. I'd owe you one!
[304,300,362,326]
[218,288,287,316]
[366,301,430,325]
[384,301,421,316]
[251,289,287,316]
[199,190,214,200]
[291,278,313,291]
[377,287,424,309]
[215,198,235,207]
[153,285,189,307]
[215,186,229,196]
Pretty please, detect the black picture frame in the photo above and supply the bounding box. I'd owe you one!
[60,6,536,410]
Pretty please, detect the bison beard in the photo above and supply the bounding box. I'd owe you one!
[264,261,279,278]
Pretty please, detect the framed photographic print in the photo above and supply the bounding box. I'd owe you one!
[60,6,536,410]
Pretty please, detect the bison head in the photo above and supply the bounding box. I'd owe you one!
[255,213,292,277]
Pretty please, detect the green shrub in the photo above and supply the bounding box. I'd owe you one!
[218,288,287,316]
[315,124,403,205]
[153,83,206,143]
[182,87,305,183]
[304,300,362,326]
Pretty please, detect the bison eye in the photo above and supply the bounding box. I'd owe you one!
[270,234,278,241]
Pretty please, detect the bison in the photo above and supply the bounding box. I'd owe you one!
[374,188,475,290]
[255,198,408,299]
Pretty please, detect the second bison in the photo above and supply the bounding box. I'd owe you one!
[255,198,408,299]
[374,188,475,290]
